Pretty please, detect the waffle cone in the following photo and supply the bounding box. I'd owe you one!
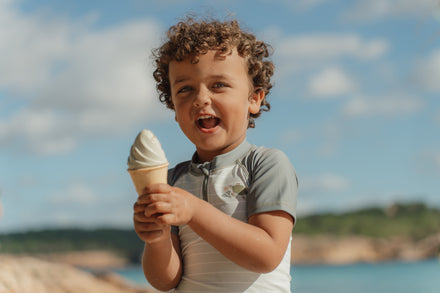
[127,163,169,196]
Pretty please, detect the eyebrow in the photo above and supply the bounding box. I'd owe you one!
[210,74,232,80]
[170,76,189,88]
[172,74,233,85]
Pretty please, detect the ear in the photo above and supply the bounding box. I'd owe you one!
[249,89,265,114]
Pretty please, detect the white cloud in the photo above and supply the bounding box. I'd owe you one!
[342,93,424,118]
[0,1,167,155]
[44,180,133,228]
[0,108,76,154]
[279,129,303,145]
[413,49,440,92]
[49,182,98,206]
[272,32,389,76]
[278,34,388,61]
[345,0,437,21]
[308,67,356,98]
[415,150,440,174]
[300,173,350,195]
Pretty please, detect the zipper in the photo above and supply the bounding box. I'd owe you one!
[199,163,210,202]
[202,174,209,202]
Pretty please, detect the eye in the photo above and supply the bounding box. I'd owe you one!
[177,86,193,94]
[212,82,228,89]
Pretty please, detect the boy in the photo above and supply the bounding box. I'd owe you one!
[133,17,298,292]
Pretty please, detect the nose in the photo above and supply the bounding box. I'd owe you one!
[193,87,211,107]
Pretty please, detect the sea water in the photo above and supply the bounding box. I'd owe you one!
[291,259,440,293]
[115,259,440,293]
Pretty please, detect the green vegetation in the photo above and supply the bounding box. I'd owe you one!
[0,228,144,263]
[1,202,439,262]
[294,202,440,239]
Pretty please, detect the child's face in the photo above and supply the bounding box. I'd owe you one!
[169,49,264,162]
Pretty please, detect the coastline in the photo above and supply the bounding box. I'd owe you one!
[4,233,438,269]
[291,233,440,265]
[2,255,439,293]
[0,255,158,293]
[1,234,438,292]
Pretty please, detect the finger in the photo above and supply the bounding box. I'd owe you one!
[137,193,171,205]
[144,202,171,217]
[135,221,164,232]
[157,213,177,225]
[133,212,156,223]
[144,183,171,195]
[136,194,157,205]
[136,226,171,244]
[137,194,152,204]
[137,230,164,243]
[133,202,147,213]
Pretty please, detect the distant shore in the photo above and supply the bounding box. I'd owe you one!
[8,233,439,270]
[1,234,439,293]
[291,233,440,265]
[0,255,158,293]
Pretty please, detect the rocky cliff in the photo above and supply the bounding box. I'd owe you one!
[0,255,157,293]
[292,233,440,265]
[1,233,439,292]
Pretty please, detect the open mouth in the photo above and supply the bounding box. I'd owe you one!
[197,115,220,130]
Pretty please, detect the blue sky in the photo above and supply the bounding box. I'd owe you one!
[1,0,439,232]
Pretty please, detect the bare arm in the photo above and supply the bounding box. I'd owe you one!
[133,200,182,291]
[142,184,294,273]
[188,198,293,272]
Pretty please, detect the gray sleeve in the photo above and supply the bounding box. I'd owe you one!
[246,148,298,224]
[167,166,181,235]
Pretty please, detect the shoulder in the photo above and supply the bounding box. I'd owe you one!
[167,160,191,185]
[253,146,290,162]
[240,145,298,185]
[242,145,294,172]
[243,145,298,219]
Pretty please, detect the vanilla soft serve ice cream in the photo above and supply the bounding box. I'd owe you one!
[127,129,169,195]
[127,129,168,170]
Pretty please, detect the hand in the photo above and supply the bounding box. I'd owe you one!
[138,183,197,227]
[133,198,170,244]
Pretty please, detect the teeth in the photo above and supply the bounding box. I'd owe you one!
[197,115,219,129]
[198,115,215,120]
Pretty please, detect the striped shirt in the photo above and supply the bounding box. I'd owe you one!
[169,140,298,293]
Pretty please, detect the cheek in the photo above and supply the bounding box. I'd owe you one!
[225,103,251,126]
[172,102,186,121]
[174,109,191,130]
[174,111,185,124]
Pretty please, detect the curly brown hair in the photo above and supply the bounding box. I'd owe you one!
[152,17,274,128]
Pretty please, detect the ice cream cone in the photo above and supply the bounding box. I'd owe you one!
[127,163,169,196]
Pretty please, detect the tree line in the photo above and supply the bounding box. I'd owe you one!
[294,201,440,239]
[1,201,439,263]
